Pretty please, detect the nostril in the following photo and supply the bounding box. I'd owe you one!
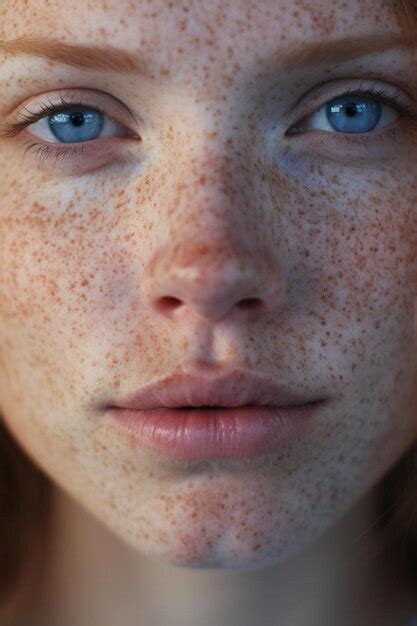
[238,298,261,309]
[155,296,182,314]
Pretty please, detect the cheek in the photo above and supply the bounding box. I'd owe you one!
[1,188,100,321]
[322,211,417,310]
[283,162,417,307]
[0,183,96,414]
[272,169,417,427]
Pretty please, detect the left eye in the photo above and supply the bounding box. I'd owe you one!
[27,107,128,143]
[289,94,399,135]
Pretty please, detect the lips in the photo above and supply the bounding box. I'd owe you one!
[106,368,326,411]
[103,369,327,460]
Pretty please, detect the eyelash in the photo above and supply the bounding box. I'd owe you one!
[305,85,413,119]
[0,85,415,168]
[0,93,135,169]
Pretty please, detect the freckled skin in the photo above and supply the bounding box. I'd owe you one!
[1,0,417,579]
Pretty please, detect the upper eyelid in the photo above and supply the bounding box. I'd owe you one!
[5,87,142,130]
[286,78,415,122]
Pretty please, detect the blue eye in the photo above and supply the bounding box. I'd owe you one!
[326,95,381,134]
[287,88,409,137]
[48,108,104,143]
[15,101,132,145]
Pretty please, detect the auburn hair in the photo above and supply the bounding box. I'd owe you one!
[0,1,417,622]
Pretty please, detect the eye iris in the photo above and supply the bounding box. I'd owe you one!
[326,95,381,133]
[48,107,104,143]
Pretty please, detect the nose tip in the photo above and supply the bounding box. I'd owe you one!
[140,242,284,324]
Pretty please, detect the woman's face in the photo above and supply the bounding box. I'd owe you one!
[1,0,417,570]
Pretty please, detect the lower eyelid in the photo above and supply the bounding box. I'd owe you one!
[19,133,142,173]
[20,115,142,147]
[287,123,410,165]
[288,106,403,137]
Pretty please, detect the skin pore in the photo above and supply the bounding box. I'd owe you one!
[1,1,417,625]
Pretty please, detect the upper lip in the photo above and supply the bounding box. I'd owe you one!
[108,369,327,410]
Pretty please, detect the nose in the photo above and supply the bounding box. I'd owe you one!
[140,148,285,324]
[140,234,285,324]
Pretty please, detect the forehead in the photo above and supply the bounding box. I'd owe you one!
[0,0,406,64]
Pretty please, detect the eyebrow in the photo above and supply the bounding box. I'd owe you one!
[0,32,415,78]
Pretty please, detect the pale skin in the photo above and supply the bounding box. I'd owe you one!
[1,1,417,625]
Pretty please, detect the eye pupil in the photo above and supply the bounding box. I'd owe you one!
[70,111,86,127]
[345,104,357,117]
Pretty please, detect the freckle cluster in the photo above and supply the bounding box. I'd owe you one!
[0,0,417,581]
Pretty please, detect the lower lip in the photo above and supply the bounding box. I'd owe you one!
[107,403,324,461]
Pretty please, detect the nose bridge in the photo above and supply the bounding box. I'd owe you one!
[139,131,284,324]
[158,83,260,210]
[154,135,261,266]
[172,149,249,227]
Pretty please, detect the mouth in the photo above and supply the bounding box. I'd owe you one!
[102,368,328,461]
[107,400,325,461]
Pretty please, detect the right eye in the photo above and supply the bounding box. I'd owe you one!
[0,93,141,172]
[26,105,133,144]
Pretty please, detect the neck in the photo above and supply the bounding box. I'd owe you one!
[19,484,417,626]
